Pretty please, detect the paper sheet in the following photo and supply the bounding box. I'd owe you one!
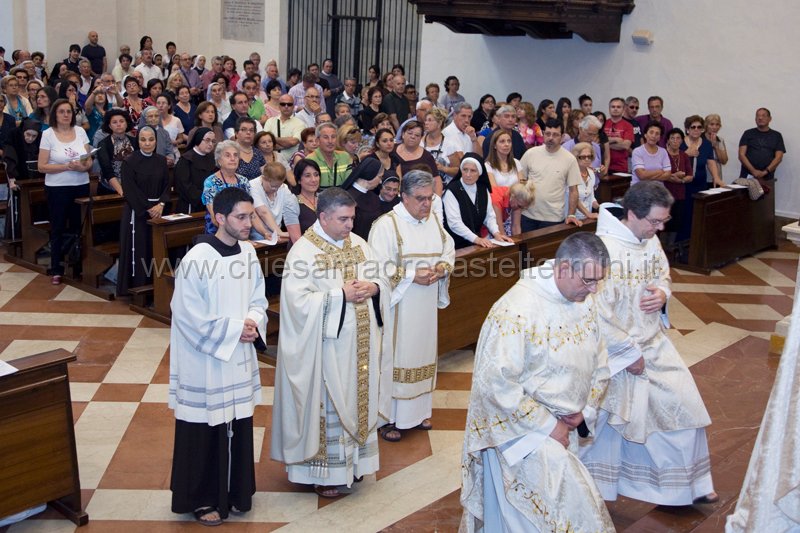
[254,232,279,246]
[0,360,18,377]
[161,213,193,221]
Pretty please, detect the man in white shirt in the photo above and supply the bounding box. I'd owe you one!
[77,60,96,107]
[442,102,481,177]
[134,49,163,85]
[295,87,322,128]
[287,72,326,113]
[264,94,304,158]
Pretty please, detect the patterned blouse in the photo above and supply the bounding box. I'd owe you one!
[236,148,266,180]
[201,172,251,234]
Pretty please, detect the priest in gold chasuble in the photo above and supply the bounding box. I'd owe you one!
[271,187,391,498]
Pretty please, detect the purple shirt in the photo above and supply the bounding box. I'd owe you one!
[631,145,671,185]
[179,67,202,91]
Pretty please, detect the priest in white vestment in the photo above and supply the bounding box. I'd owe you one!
[169,187,267,526]
[580,181,718,506]
[726,249,800,531]
[271,187,391,499]
[461,233,615,532]
[368,170,455,441]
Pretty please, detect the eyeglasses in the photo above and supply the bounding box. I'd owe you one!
[409,194,434,203]
[279,102,294,107]
[628,105,639,110]
[578,275,601,288]
[689,125,703,130]
[577,155,594,161]
[645,215,672,227]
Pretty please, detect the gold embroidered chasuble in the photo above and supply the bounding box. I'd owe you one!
[460,263,613,532]
[270,226,390,472]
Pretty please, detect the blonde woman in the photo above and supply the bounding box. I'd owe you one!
[336,124,362,166]
[704,113,728,177]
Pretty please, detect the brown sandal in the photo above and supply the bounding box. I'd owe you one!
[416,419,433,430]
[314,485,341,498]
[380,424,402,442]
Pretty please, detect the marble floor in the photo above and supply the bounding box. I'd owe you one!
[0,242,797,533]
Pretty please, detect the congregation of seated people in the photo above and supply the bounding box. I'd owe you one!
[0,34,775,286]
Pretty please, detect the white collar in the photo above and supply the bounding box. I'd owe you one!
[394,201,427,224]
[461,180,477,193]
[353,182,368,193]
[312,220,345,248]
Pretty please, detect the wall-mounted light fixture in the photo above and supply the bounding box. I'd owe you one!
[631,29,653,45]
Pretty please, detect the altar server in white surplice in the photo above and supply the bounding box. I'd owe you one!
[461,233,614,533]
[169,187,267,526]
[580,181,719,506]
[271,187,391,499]
[368,170,455,442]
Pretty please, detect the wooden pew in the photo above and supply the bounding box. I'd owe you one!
[438,221,597,354]
[75,194,124,292]
[144,213,289,323]
[516,220,598,270]
[146,213,207,320]
[13,177,49,272]
[6,176,110,279]
[683,187,776,273]
[596,173,631,204]
[1,166,24,257]
[0,349,88,526]
[437,242,521,354]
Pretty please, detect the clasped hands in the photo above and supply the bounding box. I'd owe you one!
[413,264,446,286]
[343,279,378,303]
[239,318,259,343]
[550,412,585,448]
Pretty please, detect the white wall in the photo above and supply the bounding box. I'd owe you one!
[418,0,798,217]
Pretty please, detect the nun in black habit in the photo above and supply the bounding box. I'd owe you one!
[116,125,171,297]
[340,156,384,239]
[174,127,218,213]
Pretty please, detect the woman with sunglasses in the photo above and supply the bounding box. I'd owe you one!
[570,142,600,220]
[681,115,723,191]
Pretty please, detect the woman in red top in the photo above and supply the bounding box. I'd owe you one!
[663,127,694,249]
[222,56,239,92]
